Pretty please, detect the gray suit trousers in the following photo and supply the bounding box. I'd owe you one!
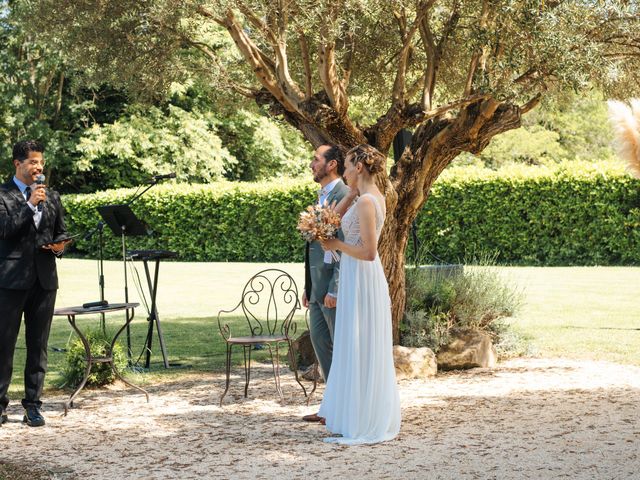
[308,300,336,381]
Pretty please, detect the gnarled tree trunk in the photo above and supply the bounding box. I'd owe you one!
[257,87,525,345]
[377,100,523,343]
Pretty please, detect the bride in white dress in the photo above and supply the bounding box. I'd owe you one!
[317,144,401,445]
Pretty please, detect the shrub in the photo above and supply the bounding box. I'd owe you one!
[60,329,128,388]
[401,255,525,354]
[411,161,640,265]
[62,179,317,262]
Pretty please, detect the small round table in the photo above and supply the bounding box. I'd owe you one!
[54,302,149,415]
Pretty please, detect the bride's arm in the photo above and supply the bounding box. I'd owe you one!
[321,196,378,261]
[331,186,358,216]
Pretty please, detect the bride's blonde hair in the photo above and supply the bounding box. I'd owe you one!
[346,144,385,175]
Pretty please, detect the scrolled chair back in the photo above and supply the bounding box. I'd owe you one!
[238,269,300,337]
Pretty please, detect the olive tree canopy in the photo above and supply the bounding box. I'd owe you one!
[28,0,640,340]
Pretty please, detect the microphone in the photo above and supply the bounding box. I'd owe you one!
[151,172,176,182]
[35,174,45,212]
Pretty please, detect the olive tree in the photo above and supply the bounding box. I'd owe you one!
[29,0,640,341]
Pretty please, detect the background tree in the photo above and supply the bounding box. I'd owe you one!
[1,1,310,192]
[28,1,640,342]
[458,91,618,168]
[0,1,101,187]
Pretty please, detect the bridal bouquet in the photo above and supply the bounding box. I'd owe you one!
[297,203,341,261]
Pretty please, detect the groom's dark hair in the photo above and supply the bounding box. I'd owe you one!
[322,144,346,176]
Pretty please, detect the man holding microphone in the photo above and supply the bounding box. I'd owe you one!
[0,140,69,427]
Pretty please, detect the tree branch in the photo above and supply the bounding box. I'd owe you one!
[473,0,492,87]
[235,2,305,105]
[297,29,313,99]
[318,38,347,114]
[318,3,348,115]
[392,1,431,109]
[342,31,356,90]
[463,53,480,96]
[407,72,427,101]
[513,67,541,85]
[468,97,500,140]
[406,93,491,127]
[418,16,436,110]
[236,1,278,45]
[214,9,303,113]
[520,94,541,114]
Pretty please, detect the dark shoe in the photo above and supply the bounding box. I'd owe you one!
[23,406,45,427]
[0,410,7,426]
[302,412,324,422]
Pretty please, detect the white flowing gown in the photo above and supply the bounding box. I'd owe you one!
[318,193,401,445]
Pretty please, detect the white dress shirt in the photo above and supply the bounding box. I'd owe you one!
[13,176,43,228]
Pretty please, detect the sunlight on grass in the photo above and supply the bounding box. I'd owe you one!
[500,266,640,366]
[7,260,640,402]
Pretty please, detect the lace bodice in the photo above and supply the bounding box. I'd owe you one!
[341,193,386,247]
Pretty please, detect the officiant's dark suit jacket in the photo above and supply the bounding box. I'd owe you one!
[0,179,67,290]
[0,178,67,410]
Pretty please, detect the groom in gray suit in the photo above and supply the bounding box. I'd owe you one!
[302,144,349,423]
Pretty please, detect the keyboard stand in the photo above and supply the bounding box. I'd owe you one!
[141,257,170,368]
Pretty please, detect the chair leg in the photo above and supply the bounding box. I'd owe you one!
[220,343,233,407]
[287,339,307,397]
[267,343,284,403]
[307,362,319,406]
[243,344,252,398]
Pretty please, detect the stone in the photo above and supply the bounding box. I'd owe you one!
[301,364,324,383]
[393,345,438,380]
[436,329,497,370]
[289,330,317,372]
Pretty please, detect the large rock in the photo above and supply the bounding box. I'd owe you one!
[289,330,317,372]
[393,345,437,380]
[436,329,497,370]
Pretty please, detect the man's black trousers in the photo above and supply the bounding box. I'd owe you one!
[0,282,57,410]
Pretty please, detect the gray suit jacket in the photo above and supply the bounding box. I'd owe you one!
[304,180,350,303]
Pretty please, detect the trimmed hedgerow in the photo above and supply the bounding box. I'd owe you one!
[62,162,640,265]
[62,179,318,262]
[412,161,640,265]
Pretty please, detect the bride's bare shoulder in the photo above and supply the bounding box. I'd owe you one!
[355,194,377,217]
[357,193,385,211]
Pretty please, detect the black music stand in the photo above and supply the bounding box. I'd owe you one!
[97,204,148,237]
[97,204,148,363]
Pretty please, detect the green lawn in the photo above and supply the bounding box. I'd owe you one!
[7,260,640,401]
[500,266,640,366]
[8,259,305,399]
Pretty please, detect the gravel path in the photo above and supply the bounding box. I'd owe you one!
[2,358,639,480]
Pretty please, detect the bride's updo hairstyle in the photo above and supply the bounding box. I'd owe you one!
[346,144,385,175]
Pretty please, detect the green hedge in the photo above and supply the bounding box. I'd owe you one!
[62,162,640,265]
[63,179,318,262]
[413,162,640,265]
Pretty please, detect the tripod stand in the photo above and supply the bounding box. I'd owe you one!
[97,203,147,363]
[95,176,175,369]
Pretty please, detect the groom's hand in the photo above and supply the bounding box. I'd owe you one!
[302,291,309,308]
[324,294,337,309]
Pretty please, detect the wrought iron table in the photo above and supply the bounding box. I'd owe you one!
[54,302,149,415]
